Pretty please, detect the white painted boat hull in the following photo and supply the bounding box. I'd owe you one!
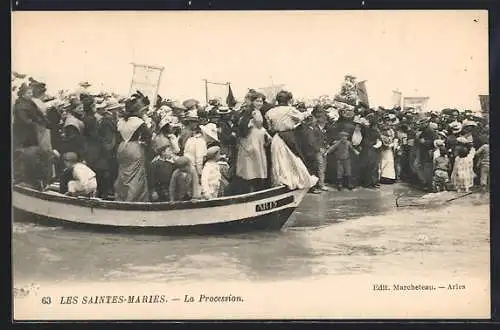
[12,185,308,235]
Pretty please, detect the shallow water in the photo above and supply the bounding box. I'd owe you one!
[12,184,490,285]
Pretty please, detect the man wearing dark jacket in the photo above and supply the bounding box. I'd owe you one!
[93,104,118,198]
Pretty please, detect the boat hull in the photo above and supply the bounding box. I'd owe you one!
[12,185,307,235]
[13,207,296,235]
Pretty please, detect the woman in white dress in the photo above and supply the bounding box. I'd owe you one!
[379,125,397,184]
[265,90,318,190]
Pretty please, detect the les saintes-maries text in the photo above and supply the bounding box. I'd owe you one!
[58,294,244,305]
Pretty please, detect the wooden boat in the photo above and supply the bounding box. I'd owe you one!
[12,183,309,235]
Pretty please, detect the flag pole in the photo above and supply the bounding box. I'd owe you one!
[203,79,208,104]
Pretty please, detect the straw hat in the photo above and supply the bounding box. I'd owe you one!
[79,81,91,88]
[95,101,107,111]
[216,106,232,115]
[183,99,199,109]
[105,99,124,112]
[170,101,187,111]
[200,123,219,142]
[462,119,478,128]
[449,121,462,134]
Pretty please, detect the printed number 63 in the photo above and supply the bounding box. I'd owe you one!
[41,296,52,304]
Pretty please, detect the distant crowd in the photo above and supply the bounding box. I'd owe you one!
[13,77,489,204]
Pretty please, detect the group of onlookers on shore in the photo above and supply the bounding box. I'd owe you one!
[13,78,489,204]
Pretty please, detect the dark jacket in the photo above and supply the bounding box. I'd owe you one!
[82,113,101,169]
[59,126,87,160]
[94,113,118,171]
[13,97,48,149]
[329,120,356,142]
[298,123,326,157]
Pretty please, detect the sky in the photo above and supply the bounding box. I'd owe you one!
[12,10,488,110]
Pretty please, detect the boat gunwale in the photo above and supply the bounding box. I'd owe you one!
[12,184,294,211]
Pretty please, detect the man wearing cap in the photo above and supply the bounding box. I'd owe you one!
[325,130,359,190]
[298,106,330,192]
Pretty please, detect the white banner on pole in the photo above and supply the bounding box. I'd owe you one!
[129,63,164,108]
[403,96,429,112]
[256,84,286,104]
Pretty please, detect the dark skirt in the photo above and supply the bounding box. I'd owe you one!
[359,147,381,187]
[277,130,306,163]
[151,159,176,201]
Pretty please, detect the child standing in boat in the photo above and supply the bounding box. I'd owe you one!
[201,146,222,200]
[169,156,200,202]
[60,152,97,197]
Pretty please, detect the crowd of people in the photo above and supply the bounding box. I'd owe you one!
[12,76,490,204]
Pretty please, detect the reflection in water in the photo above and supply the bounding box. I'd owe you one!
[12,184,490,284]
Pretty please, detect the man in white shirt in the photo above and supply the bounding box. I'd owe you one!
[62,152,98,197]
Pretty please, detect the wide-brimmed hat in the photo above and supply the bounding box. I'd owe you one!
[206,146,221,160]
[462,119,478,128]
[64,114,85,134]
[449,121,462,134]
[182,99,199,109]
[216,106,232,115]
[79,81,91,88]
[95,100,106,110]
[105,99,124,112]
[168,100,187,111]
[200,123,219,142]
